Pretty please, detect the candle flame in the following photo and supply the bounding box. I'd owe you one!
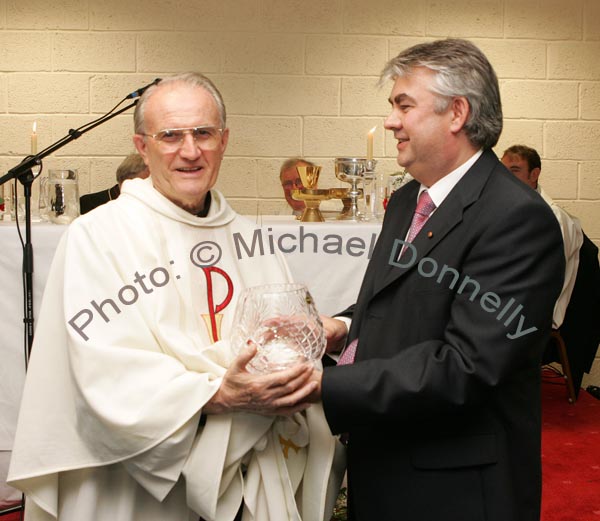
[32,121,37,134]
[369,126,376,134]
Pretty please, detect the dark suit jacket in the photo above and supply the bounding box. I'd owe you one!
[79,184,120,215]
[550,233,600,395]
[322,150,565,521]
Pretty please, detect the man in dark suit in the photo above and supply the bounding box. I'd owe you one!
[306,39,565,521]
[79,153,149,214]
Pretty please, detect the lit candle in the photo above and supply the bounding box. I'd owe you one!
[367,126,376,160]
[31,121,37,155]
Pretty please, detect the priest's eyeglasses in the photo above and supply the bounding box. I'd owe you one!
[141,126,224,151]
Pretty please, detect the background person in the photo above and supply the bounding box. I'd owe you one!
[278,157,314,216]
[276,157,342,218]
[79,152,150,214]
[9,73,343,521]
[502,144,600,399]
[309,39,564,521]
[501,144,583,329]
[116,152,150,186]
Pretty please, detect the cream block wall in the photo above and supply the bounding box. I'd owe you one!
[0,0,599,383]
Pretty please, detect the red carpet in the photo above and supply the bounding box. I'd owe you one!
[2,378,599,521]
[541,373,600,521]
[0,510,20,521]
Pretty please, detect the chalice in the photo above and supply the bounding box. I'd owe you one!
[291,165,332,222]
[334,157,370,221]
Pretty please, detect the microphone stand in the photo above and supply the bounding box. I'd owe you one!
[0,99,139,362]
[0,78,157,520]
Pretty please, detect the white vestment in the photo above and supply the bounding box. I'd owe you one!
[8,178,345,521]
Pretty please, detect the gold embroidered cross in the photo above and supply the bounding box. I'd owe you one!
[279,434,301,459]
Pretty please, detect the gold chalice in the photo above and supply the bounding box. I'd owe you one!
[292,165,333,222]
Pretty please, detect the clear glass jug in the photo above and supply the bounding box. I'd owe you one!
[40,169,79,224]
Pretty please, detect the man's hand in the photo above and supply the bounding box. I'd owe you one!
[204,343,319,417]
[302,369,323,405]
[321,315,348,354]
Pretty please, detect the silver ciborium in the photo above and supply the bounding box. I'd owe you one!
[230,283,326,374]
[334,157,375,221]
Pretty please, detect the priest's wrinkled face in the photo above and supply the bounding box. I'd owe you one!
[133,82,229,214]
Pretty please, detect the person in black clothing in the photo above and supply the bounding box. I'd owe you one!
[79,153,149,214]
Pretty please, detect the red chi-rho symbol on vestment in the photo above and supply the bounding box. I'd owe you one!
[201,266,234,342]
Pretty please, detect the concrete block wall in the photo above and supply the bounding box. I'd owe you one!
[1,0,599,383]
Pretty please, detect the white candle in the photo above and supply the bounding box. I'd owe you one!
[367,126,376,160]
[31,121,37,155]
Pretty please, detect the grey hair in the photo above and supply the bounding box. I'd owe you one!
[116,153,148,185]
[380,39,502,149]
[133,72,226,134]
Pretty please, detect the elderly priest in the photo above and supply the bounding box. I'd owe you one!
[8,73,344,521]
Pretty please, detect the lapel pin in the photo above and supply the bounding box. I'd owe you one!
[427,231,433,238]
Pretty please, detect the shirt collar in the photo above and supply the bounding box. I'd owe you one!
[418,149,483,208]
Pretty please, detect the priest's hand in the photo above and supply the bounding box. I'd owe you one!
[321,315,348,354]
[203,343,319,417]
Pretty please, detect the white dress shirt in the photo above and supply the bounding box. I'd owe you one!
[537,185,583,328]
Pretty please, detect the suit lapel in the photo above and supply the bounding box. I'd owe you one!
[344,182,417,343]
[370,181,418,290]
[371,150,499,299]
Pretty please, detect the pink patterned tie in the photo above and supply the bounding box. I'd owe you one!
[399,190,436,258]
[337,338,358,365]
[337,339,359,443]
[406,190,436,244]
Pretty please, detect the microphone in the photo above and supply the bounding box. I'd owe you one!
[126,78,162,99]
